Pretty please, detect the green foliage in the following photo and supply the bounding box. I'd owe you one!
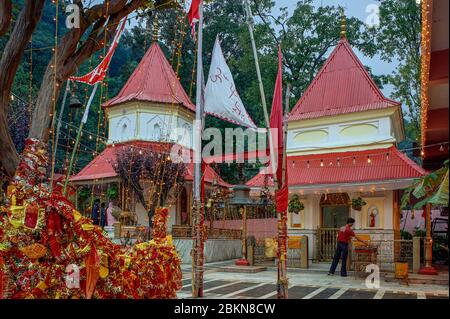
[414,227,426,238]
[401,160,449,210]
[5,0,420,184]
[351,197,367,211]
[107,184,119,200]
[78,187,91,201]
[400,230,413,240]
[288,194,304,214]
[374,0,422,141]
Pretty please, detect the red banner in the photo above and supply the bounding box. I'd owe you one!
[188,0,200,39]
[70,17,127,85]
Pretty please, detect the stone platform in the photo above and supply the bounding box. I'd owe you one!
[217,265,268,273]
[384,272,449,285]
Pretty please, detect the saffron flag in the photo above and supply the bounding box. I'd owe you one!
[187,0,201,39]
[70,16,127,85]
[204,37,257,129]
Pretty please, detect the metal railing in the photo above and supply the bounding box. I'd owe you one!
[350,239,414,273]
[317,228,339,261]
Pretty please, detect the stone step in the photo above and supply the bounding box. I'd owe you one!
[217,265,268,273]
[384,273,449,285]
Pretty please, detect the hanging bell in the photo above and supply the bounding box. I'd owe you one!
[69,93,83,109]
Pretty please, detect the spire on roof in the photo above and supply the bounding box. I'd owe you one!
[340,10,347,39]
[153,13,159,43]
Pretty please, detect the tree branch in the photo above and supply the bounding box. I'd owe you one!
[0,0,12,36]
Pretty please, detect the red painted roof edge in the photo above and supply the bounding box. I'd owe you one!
[246,146,426,187]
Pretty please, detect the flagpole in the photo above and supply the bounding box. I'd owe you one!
[192,0,205,298]
[278,83,291,299]
[63,83,99,196]
[243,0,277,184]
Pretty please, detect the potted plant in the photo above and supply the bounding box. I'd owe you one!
[351,197,367,211]
[289,194,305,214]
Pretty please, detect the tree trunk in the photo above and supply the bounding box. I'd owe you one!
[2,0,171,176]
[0,0,45,177]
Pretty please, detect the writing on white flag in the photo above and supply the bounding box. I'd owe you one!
[204,37,257,129]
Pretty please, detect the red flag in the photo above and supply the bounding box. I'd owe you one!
[70,17,127,85]
[188,0,201,39]
[270,46,285,188]
[275,185,288,213]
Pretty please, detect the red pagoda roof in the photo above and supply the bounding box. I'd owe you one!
[289,39,399,121]
[247,146,426,188]
[70,141,231,187]
[104,42,195,111]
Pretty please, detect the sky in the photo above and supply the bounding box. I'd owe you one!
[273,0,399,97]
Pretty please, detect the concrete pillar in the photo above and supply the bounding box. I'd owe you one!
[413,237,421,273]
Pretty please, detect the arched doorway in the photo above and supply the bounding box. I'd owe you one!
[320,193,350,228]
[317,193,350,261]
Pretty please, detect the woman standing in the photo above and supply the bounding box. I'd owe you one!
[106,202,116,226]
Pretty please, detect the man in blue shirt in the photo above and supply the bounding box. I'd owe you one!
[92,199,100,225]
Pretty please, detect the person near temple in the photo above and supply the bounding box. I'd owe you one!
[91,199,100,225]
[328,217,368,277]
[100,202,107,229]
[106,201,116,226]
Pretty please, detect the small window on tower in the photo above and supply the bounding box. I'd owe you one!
[121,123,128,138]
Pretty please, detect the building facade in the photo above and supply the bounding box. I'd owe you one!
[71,42,230,231]
[248,36,426,262]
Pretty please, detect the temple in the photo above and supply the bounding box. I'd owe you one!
[247,34,426,262]
[70,41,230,233]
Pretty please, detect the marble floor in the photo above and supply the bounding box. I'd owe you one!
[179,260,449,299]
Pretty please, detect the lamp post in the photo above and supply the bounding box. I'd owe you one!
[229,184,254,266]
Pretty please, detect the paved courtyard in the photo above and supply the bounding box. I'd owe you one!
[178,261,449,300]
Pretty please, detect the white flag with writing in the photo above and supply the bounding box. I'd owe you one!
[204,37,257,129]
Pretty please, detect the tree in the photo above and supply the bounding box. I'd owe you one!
[252,0,378,105]
[401,160,449,210]
[374,0,422,141]
[0,0,176,177]
[113,145,185,230]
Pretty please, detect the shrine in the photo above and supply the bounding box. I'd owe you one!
[247,31,427,265]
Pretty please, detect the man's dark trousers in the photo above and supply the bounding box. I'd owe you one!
[329,242,349,276]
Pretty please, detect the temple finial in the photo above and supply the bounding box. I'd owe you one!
[152,13,159,43]
[340,10,347,39]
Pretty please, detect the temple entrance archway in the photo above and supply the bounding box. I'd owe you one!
[318,193,350,261]
[320,193,350,228]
